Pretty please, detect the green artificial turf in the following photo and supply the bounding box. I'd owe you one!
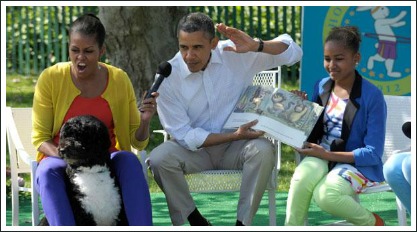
[5,191,410,227]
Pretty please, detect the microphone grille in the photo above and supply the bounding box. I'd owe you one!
[157,61,172,77]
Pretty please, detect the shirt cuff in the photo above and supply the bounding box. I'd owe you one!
[184,128,210,151]
[273,33,293,45]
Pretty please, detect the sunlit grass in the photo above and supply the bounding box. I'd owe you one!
[6,73,38,107]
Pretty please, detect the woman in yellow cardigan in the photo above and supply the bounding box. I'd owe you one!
[32,13,156,225]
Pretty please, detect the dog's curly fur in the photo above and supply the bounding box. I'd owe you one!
[39,115,127,226]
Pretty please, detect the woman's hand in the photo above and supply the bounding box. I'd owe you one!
[295,142,328,159]
[135,92,159,142]
[139,92,159,123]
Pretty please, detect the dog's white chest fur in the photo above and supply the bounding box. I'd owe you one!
[73,165,122,226]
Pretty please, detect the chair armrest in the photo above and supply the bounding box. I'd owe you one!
[6,107,36,166]
[392,147,411,154]
[153,129,169,142]
[16,148,37,167]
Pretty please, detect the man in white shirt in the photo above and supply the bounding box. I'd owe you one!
[148,12,302,226]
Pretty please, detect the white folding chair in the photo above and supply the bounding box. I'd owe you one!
[356,95,410,226]
[302,95,410,226]
[143,68,282,226]
[6,107,40,226]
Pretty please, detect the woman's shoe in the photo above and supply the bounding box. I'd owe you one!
[373,213,385,226]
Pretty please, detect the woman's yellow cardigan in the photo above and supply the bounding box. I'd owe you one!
[32,62,148,162]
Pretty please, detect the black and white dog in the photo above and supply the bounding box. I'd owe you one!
[39,115,127,226]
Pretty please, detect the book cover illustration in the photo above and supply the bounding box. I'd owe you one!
[225,85,324,148]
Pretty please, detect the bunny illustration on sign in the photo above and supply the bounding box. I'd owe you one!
[356,6,407,78]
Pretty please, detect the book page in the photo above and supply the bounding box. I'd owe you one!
[224,85,323,148]
[264,89,322,136]
[223,85,275,128]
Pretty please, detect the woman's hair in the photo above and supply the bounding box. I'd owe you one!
[325,26,361,53]
[177,12,215,40]
[69,13,106,48]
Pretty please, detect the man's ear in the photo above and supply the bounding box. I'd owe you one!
[211,37,219,49]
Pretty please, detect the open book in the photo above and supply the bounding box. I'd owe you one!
[223,85,324,148]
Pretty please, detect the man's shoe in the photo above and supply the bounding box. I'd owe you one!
[189,219,212,226]
[188,207,212,226]
[373,213,385,226]
[235,220,244,226]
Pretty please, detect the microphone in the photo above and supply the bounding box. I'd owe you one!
[402,121,411,139]
[144,61,172,99]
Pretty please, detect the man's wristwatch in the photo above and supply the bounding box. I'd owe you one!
[255,38,264,52]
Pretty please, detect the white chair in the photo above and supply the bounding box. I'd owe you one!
[142,68,282,226]
[357,95,410,226]
[6,107,40,226]
[302,95,410,226]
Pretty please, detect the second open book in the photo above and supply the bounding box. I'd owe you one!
[224,85,324,148]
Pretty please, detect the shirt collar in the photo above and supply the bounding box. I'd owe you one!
[181,46,223,79]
